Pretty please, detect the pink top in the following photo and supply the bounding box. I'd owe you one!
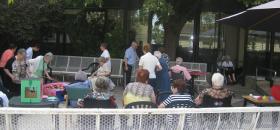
[0,49,14,68]
[170,65,192,80]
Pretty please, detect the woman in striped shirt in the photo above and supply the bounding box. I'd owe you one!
[158,79,194,108]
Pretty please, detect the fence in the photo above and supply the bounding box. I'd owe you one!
[0,107,279,130]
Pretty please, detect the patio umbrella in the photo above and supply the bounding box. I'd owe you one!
[217,0,280,32]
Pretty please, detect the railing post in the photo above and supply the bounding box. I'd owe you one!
[139,114,143,130]
[177,113,186,130]
[96,114,100,130]
[214,113,221,130]
[252,112,261,130]
[5,114,11,130]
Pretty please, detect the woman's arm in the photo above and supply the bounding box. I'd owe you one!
[194,96,203,105]
[156,64,162,71]
[151,92,156,104]
[158,103,166,108]
[44,70,52,80]
[4,69,15,80]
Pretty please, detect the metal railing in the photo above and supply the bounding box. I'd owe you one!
[0,107,279,130]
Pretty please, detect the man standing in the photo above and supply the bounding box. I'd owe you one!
[100,43,111,68]
[4,49,27,97]
[26,42,40,61]
[124,41,138,84]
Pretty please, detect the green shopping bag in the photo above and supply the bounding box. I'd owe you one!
[21,79,41,103]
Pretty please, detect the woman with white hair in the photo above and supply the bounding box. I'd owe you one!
[154,51,171,104]
[89,57,115,91]
[195,73,233,107]
[170,57,192,81]
[78,77,116,108]
[28,52,53,80]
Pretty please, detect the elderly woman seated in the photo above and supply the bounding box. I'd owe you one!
[78,77,116,108]
[89,57,115,91]
[195,73,233,107]
[123,69,156,107]
[222,56,236,83]
[170,57,192,81]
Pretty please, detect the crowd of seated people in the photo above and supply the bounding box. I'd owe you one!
[55,42,234,109]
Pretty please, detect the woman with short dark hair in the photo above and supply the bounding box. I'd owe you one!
[123,69,156,107]
[158,79,193,108]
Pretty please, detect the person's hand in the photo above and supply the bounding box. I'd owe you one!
[10,75,16,81]
[47,77,54,81]
[195,97,202,105]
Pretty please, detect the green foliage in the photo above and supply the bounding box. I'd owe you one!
[143,0,173,24]
[104,24,125,58]
[0,0,64,44]
[152,24,164,44]
[239,0,269,7]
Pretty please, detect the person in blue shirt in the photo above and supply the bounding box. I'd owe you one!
[154,51,172,104]
[124,41,139,85]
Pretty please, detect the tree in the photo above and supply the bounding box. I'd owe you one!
[0,0,64,45]
[143,0,269,60]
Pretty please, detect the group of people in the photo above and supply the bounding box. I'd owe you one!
[0,43,54,99]
[0,41,234,108]
[75,68,233,108]
[73,41,233,108]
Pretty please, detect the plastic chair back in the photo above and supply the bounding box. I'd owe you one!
[166,100,195,108]
[125,101,157,109]
[201,95,232,107]
[66,87,91,100]
[83,98,115,108]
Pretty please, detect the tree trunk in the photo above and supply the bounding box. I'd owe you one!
[164,14,188,60]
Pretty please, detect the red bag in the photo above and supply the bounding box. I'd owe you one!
[271,85,280,100]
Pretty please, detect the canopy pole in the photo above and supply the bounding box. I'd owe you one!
[193,8,201,62]
[243,29,248,76]
[268,32,275,69]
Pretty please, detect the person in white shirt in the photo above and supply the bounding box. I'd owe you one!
[222,55,236,83]
[100,43,111,68]
[0,91,9,107]
[139,43,162,92]
[26,42,40,61]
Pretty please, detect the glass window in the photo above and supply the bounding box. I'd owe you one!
[179,21,194,48]
[247,30,267,52]
[199,12,218,49]
[130,10,149,43]
[274,33,280,53]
